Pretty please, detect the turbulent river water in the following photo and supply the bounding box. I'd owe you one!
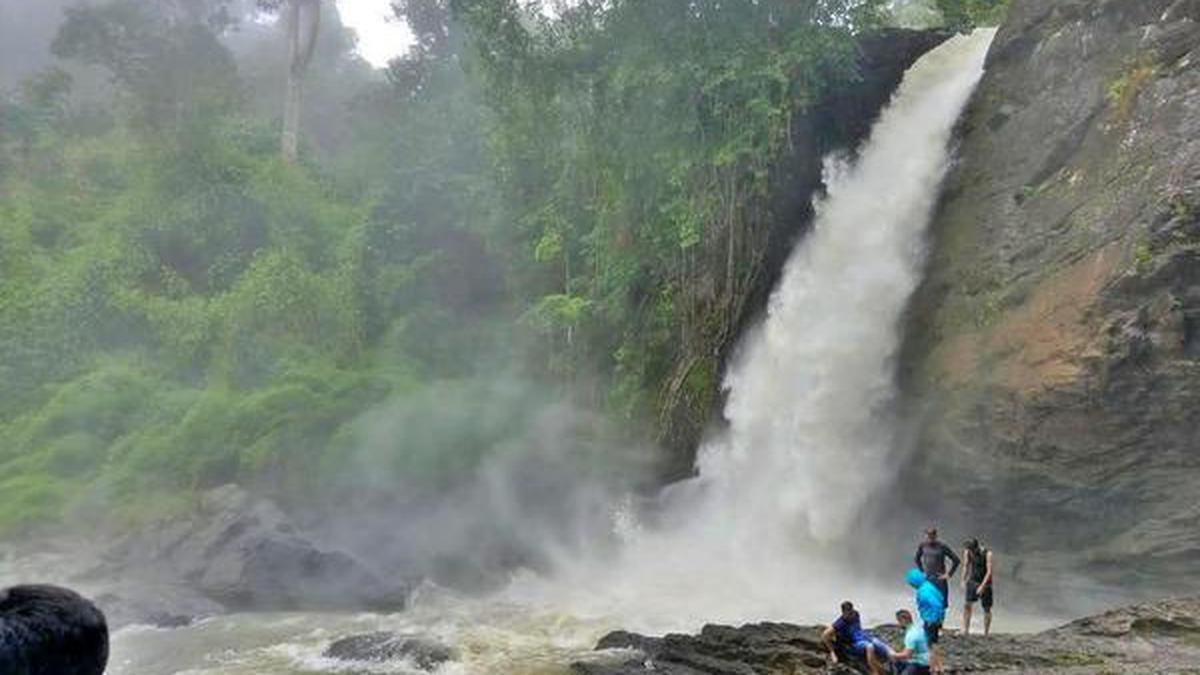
[18,29,1006,675]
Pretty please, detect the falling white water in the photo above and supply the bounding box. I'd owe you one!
[519,29,997,633]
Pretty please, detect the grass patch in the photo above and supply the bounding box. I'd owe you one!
[1107,62,1158,125]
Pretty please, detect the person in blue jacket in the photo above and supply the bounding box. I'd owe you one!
[907,567,946,674]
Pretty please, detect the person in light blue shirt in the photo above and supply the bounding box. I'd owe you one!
[892,608,931,675]
[907,567,946,673]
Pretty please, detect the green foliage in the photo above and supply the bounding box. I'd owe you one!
[934,0,1010,31]
[457,0,881,423]
[1107,62,1157,126]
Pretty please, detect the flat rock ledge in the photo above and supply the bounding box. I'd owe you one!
[572,597,1200,674]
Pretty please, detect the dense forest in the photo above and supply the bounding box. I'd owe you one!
[0,0,1007,536]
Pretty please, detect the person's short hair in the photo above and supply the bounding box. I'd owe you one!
[925,526,938,536]
[896,609,913,622]
[963,538,979,549]
[841,601,855,613]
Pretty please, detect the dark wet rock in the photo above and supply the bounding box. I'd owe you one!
[574,623,859,675]
[324,632,456,671]
[898,0,1200,598]
[574,597,1200,674]
[102,485,409,613]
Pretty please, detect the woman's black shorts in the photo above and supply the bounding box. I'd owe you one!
[966,580,995,611]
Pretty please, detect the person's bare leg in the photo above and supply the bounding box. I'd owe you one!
[963,602,973,635]
[931,647,943,674]
[866,646,883,675]
[984,609,992,636]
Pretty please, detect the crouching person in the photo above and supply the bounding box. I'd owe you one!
[892,609,931,675]
[821,601,891,675]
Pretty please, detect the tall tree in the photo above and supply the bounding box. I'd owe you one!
[273,0,322,161]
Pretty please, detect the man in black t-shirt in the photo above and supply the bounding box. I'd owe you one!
[914,527,960,609]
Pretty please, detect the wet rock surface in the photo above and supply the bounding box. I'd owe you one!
[573,597,1200,674]
[97,485,408,617]
[324,632,456,671]
[898,0,1200,596]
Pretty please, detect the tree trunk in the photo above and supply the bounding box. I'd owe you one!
[281,0,320,162]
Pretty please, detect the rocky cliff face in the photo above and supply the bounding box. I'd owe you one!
[900,0,1200,598]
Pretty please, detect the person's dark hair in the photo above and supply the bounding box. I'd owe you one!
[964,538,981,551]
[925,526,938,537]
[841,601,855,613]
[896,609,913,622]
[0,584,108,675]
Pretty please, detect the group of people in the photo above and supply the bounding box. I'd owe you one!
[821,527,995,675]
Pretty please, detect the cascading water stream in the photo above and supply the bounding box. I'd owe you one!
[524,29,997,633]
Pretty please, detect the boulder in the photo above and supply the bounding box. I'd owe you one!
[324,632,456,671]
[104,484,408,612]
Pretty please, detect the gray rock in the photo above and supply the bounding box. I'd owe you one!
[103,485,408,612]
[324,632,456,671]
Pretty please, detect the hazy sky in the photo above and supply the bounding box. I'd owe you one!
[335,0,413,67]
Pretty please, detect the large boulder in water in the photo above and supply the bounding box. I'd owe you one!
[324,632,457,671]
[0,584,108,675]
[104,484,408,611]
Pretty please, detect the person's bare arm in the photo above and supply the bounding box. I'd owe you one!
[944,543,961,580]
[980,550,994,588]
[961,548,971,589]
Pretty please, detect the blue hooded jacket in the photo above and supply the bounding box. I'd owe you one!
[907,568,945,625]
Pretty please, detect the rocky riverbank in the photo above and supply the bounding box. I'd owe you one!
[572,596,1200,674]
[1,485,409,630]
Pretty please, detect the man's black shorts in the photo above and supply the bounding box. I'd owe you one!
[966,580,995,611]
[899,664,932,675]
[931,577,949,608]
[925,621,942,644]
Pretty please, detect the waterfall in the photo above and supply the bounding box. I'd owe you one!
[518,29,996,632]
